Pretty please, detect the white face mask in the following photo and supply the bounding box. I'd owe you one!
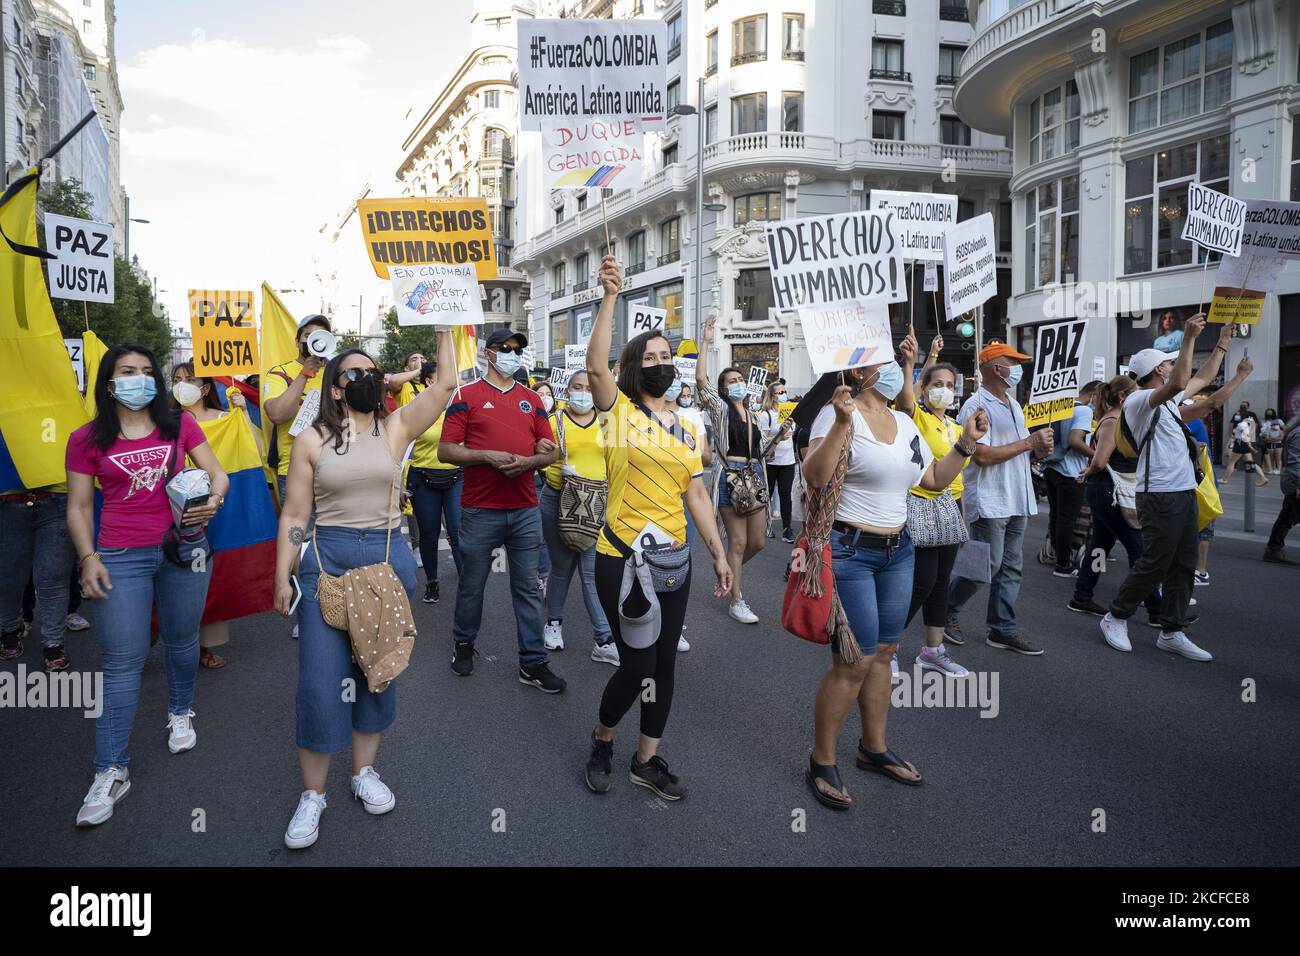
[172,381,202,407]
[542,395,555,413]
[926,386,954,410]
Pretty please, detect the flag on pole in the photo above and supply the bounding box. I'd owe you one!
[259,282,299,489]
[452,325,478,378]
[81,329,108,418]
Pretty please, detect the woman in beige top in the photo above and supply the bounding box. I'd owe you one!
[274,338,456,851]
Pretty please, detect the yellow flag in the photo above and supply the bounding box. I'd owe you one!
[82,329,108,418]
[0,170,89,492]
[260,282,298,372]
[452,325,478,377]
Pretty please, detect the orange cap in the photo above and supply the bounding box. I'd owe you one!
[978,340,1031,365]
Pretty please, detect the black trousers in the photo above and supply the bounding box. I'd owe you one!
[766,463,796,532]
[906,542,960,629]
[1110,491,1197,630]
[1044,467,1086,570]
[1267,489,1300,550]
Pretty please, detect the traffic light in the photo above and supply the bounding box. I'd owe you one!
[957,321,975,338]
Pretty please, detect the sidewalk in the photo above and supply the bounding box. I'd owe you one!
[1210,468,1289,544]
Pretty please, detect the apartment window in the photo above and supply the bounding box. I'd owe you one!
[732,15,767,66]
[554,206,564,226]
[552,312,569,354]
[1292,129,1300,203]
[483,90,500,109]
[1029,80,1080,164]
[735,192,781,225]
[15,71,22,98]
[706,30,718,76]
[16,119,23,144]
[489,208,512,240]
[705,105,718,144]
[872,110,905,141]
[576,192,588,212]
[1124,133,1229,273]
[871,40,908,81]
[998,200,1012,254]
[660,218,681,264]
[1129,20,1233,133]
[667,79,681,113]
[959,199,975,221]
[574,252,590,291]
[654,282,684,333]
[483,128,511,160]
[732,93,767,134]
[84,61,96,81]
[782,92,804,133]
[736,268,775,322]
[662,143,679,167]
[940,116,971,146]
[938,45,965,85]
[83,20,91,33]
[551,262,567,295]
[628,231,646,272]
[874,1,906,14]
[783,14,805,60]
[1024,175,1079,289]
[667,14,681,62]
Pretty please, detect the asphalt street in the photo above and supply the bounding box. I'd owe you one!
[3,476,1298,867]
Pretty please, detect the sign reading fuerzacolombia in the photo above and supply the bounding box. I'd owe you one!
[868,190,957,263]
[357,197,497,281]
[517,18,668,132]
[1239,199,1300,257]
[763,210,905,312]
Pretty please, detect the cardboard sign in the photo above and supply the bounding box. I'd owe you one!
[357,197,497,280]
[764,210,905,311]
[797,299,893,376]
[44,214,114,304]
[544,117,645,189]
[942,213,997,320]
[868,190,957,262]
[1208,251,1284,325]
[288,389,321,438]
[746,365,769,403]
[1024,318,1086,429]
[390,263,484,327]
[189,289,259,375]
[1238,199,1300,258]
[565,344,587,371]
[1182,183,1246,258]
[64,338,85,392]
[628,303,666,337]
[672,356,696,379]
[517,18,669,131]
[923,260,938,292]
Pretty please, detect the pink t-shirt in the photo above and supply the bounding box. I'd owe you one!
[66,416,207,549]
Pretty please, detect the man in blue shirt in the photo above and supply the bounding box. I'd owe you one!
[1042,382,1099,577]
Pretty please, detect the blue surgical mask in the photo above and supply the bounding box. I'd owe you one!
[567,390,594,413]
[678,396,694,408]
[113,375,157,411]
[871,361,904,401]
[664,379,683,403]
[1000,364,1023,387]
[492,350,522,376]
[726,383,749,402]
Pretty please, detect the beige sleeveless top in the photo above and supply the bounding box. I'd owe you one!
[313,419,402,529]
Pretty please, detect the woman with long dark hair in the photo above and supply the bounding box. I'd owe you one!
[275,336,455,850]
[66,343,229,827]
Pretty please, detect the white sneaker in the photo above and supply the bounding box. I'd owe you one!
[1157,631,1213,662]
[351,766,396,814]
[291,623,299,640]
[890,655,899,678]
[1099,612,1132,653]
[728,600,758,624]
[414,550,423,569]
[76,767,130,827]
[591,641,620,665]
[1194,571,1210,587]
[284,790,327,849]
[543,621,564,651]
[166,709,197,754]
[917,646,970,678]
[677,634,691,652]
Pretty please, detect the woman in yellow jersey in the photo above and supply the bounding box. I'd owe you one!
[895,333,970,679]
[539,370,618,665]
[582,255,732,801]
[406,362,463,606]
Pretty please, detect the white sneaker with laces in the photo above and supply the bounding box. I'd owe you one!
[76,766,130,827]
[166,709,197,754]
[1157,631,1213,662]
[351,766,396,814]
[543,621,564,651]
[591,641,620,665]
[1194,571,1210,587]
[284,790,327,849]
[1099,612,1132,653]
[728,600,758,624]
[917,646,970,678]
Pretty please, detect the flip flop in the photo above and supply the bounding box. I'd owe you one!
[806,756,852,810]
[856,741,923,787]
[200,648,227,669]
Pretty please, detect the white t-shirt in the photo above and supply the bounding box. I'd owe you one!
[1233,420,1251,443]
[1262,418,1285,441]
[760,409,796,466]
[1122,388,1197,493]
[811,405,934,528]
[677,407,709,447]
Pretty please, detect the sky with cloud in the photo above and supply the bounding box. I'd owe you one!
[117,0,474,336]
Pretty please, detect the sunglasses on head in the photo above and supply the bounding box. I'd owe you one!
[337,367,380,384]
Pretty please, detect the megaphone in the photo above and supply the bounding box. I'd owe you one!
[305,329,337,359]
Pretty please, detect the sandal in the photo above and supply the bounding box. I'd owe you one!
[200,648,227,669]
[805,756,852,810]
[856,741,923,787]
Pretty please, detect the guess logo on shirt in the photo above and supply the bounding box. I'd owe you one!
[106,445,173,500]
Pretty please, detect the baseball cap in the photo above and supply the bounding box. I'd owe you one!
[978,340,1031,365]
[296,313,332,334]
[1128,348,1178,380]
[485,327,528,350]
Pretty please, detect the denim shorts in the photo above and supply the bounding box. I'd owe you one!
[830,529,915,655]
[718,460,762,510]
[1198,519,1216,542]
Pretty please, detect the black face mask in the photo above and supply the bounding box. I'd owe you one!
[343,374,383,413]
[641,363,677,398]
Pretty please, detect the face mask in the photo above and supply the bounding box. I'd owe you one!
[343,374,383,413]
[926,385,954,410]
[641,363,678,399]
[776,392,787,401]
[542,395,555,413]
[663,379,683,403]
[492,350,522,376]
[567,391,594,413]
[871,361,904,401]
[999,364,1023,387]
[726,383,749,402]
[172,381,202,407]
[113,375,156,411]
[678,396,694,408]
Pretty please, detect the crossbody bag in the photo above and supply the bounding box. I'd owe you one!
[724,408,769,517]
[555,412,608,552]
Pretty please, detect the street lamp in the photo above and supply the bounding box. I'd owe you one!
[672,82,714,343]
[123,193,150,262]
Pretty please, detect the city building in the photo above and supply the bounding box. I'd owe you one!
[3,0,44,178]
[69,0,124,234]
[956,0,1300,424]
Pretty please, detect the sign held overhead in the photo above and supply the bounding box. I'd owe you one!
[942,213,997,320]
[628,303,666,337]
[357,196,497,281]
[1181,183,1246,258]
[1025,318,1086,429]
[868,190,957,262]
[764,210,905,311]
[797,299,893,376]
[44,213,114,304]
[390,263,484,327]
[189,289,259,376]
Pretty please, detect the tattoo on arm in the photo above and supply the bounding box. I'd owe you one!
[288,526,306,546]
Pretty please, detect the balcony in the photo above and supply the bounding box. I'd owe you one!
[626,260,649,276]
[940,3,969,21]
[784,49,805,61]
[573,280,590,293]
[873,0,906,14]
[731,50,767,67]
[869,69,912,82]
[668,40,681,62]
[481,144,514,164]
[936,73,960,86]
[660,250,681,265]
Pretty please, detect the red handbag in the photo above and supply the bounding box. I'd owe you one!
[781,536,832,644]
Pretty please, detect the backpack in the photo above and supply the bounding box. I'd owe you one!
[1119,398,1204,493]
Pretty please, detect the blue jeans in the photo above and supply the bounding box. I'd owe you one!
[539,484,612,644]
[407,470,463,583]
[453,506,548,665]
[0,494,74,646]
[534,474,551,578]
[947,514,1026,637]
[1074,479,1159,612]
[830,530,915,655]
[297,526,417,753]
[91,536,212,770]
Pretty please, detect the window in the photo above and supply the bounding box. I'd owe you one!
[938,45,965,84]
[1129,20,1232,133]
[782,92,804,132]
[483,90,500,109]
[998,200,1012,254]
[873,1,906,14]
[576,192,588,212]
[551,262,567,295]
[628,231,647,273]
[958,198,975,221]
[660,218,681,264]
[871,40,907,81]
[735,192,781,225]
[84,61,96,81]
[940,116,971,146]
[1024,176,1079,288]
[83,20,91,33]
[732,15,767,65]
[735,268,775,322]
[705,105,718,144]
[551,312,569,355]
[554,206,564,226]
[574,252,590,291]
[706,30,718,76]
[1292,129,1300,203]
[783,14,805,60]
[483,128,511,160]
[489,207,512,239]
[732,93,767,134]
[872,110,905,141]
[662,143,678,167]
[15,71,22,98]
[667,14,681,62]
[654,282,684,333]
[667,79,681,113]
[1027,81,1081,164]
[1123,133,1229,273]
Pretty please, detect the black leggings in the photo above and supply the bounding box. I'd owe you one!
[594,551,690,739]
[905,542,960,630]
[766,463,796,531]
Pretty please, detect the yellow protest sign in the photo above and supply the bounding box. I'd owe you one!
[357,197,498,281]
[1207,289,1264,325]
[1024,396,1076,430]
[778,400,797,424]
[189,289,259,375]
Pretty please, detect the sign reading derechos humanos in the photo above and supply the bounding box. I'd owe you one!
[357,197,497,281]
[868,190,957,263]
[763,210,905,312]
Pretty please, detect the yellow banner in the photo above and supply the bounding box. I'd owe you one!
[357,197,498,281]
[777,401,797,424]
[1207,288,1264,325]
[190,289,259,375]
[1024,395,1075,430]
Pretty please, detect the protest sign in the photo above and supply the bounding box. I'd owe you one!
[1092,355,1106,382]
[390,263,483,327]
[1182,183,1246,258]
[64,339,85,392]
[357,197,497,280]
[777,400,797,424]
[924,260,938,292]
[189,289,259,376]
[521,347,535,371]
[797,298,893,376]
[628,303,666,338]
[548,367,572,396]
[565,344,587,371]
[288,389,321,438]
[1239,199,1300,258]
[1025,319,1086,429]
[764,210,905,311]
[672,356,696,380]
[543,117,645,190]
[942,213,997,320]
[868,190,957,262]
[44,214,114,304]
[746,365,769,403]
[1207,250,1284,325]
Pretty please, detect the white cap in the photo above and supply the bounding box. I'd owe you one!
[1128,348,1177,380]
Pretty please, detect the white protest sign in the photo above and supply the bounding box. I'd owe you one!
[1092,355,1106,382]
[517,18,668,132]
[628,303,666,337]
[543,117,646,190]
[797,299,893,376]
[44,213,114,304]
[868,190,958,263]
[923,260,938,292]
[565,344,587,370]
[288,389,322,438]
[521,346,535,371]
[764,210,905,311]
[746,365,769,403]
[1216,250,1286,293]
[1024,318,1086,429]
[64,338,85,392]
[672,356,696,379]
[1182,183,1246,258]
[390,263,483,326]
[942,213,997,320]
[548,367,572,396]
[1239,199,1300,257]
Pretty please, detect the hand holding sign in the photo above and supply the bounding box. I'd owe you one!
[628,304,666,338]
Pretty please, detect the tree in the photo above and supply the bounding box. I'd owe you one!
[377,308,442,371]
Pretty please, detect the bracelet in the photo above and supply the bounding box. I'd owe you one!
[300,368,317,380]
[78,551,100,569]
[955,441,976,458]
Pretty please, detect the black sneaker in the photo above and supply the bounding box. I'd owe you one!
[423,582,440,605]
[519,661,566,694]
[451,641,476,677]
[43,644,69,672]
[986,631,1044,656]
[942,615,965,646]
[781,529,796,544]
[630,753,685,801]
[1067,598,1107,617]
[0,623,26,661]
[1146,611,1199,629]
[1263,548,1300,566]
[585,735,614,794]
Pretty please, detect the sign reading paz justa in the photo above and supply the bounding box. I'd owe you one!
[44,213,114,304]
[943,213,997,320]
[1181,183,1246,258]
[746,365,769,404]
[628,303,666,337]
[798,299,893,376]
[544,117,645,190]
[390,263,484,327]
[868,190,957,263]
[764,210,905,311]
[357,197,497,281]
[1025,318,1086,429]
[189,290,259,375]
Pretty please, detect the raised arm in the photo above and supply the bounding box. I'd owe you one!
[391,329,458,446]
[1180,355,1253,422]
[895,330,920,415]
[1149,313,1205,407]
[586,255,621,411]
[1184,319,1234,399]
